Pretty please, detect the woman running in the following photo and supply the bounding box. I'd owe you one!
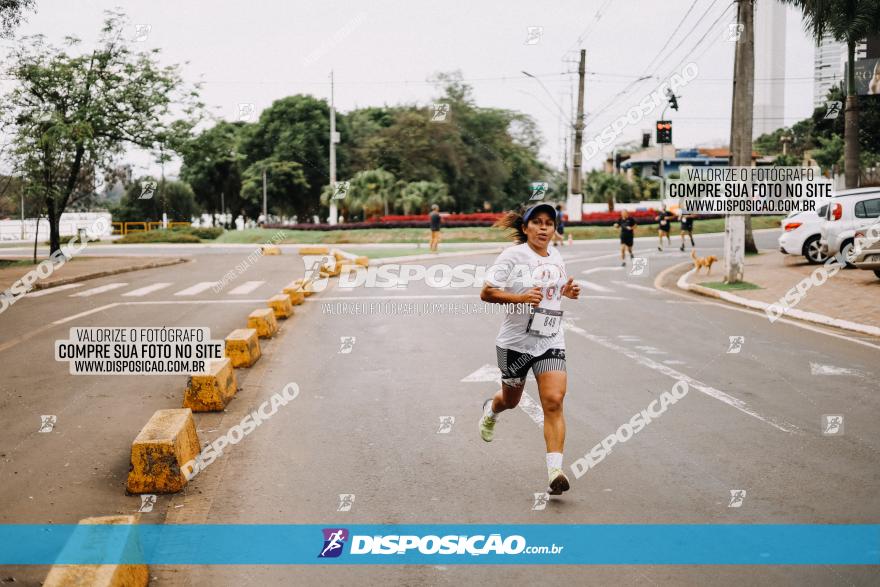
[479,203,580,495]
[614,209,637,266]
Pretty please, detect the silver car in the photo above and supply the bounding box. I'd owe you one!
[820,188,880,267]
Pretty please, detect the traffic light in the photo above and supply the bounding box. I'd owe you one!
[656,120,672,144]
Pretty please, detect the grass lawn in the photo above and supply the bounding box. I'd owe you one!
[211,216,784,246]
[0,258,36,268]
[700,281,762,291]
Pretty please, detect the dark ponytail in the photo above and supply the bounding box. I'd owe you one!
[493,210,527,243]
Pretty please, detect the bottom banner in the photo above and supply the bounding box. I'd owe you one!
[1,524,878,565]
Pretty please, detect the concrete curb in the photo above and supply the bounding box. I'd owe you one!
[31,257,189,290]
[674,264,880,338]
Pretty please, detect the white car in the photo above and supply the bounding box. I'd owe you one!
[820,188,880,266]
[778,207,829,264]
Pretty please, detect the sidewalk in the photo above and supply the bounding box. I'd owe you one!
[0,256,187,292]
[678,250,880,335]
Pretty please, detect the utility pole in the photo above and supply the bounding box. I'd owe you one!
[262,166,268,222]
[723,0,755,283]
[328,70,339,225]
[567,49,586,221]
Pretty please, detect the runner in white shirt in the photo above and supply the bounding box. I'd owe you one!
[479,203,581,495]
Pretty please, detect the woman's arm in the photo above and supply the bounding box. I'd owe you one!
[480,284,542,306]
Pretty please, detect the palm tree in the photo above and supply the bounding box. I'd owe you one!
[780,0,880,188]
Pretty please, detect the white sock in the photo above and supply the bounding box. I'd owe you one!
[546,452,563,472]
[485,402,498,420]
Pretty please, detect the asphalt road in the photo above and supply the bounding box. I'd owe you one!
[1,230,878,586]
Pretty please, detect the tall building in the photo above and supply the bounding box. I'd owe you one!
[753,0,786,138]
[814,33,868,106]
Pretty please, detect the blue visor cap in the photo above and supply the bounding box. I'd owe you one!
[523,203,557,224]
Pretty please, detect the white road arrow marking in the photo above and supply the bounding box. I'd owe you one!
[809,362,864,377]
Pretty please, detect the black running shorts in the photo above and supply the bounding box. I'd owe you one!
[496,346,566,387]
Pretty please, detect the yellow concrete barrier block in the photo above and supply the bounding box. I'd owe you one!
[299,245,330,255]
[267,294,293,319]
[126,409,200,494]
[184,358,238,412]
[260,244,281,255]
[321,262,341,277]
[355,256,369,266]
[293,278,315,296]
[248,307,279,338]
[282,282,305,305]
[225,328,261,368]
[44,515,148,587]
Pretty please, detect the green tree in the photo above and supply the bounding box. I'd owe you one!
[397,181,454,214]
[179,121,246,220]
[813,134,845,174]
[239,95,341,217]
[2,10,202,253]
[321,168,397,219]
[240,159,309,218]
[781,0,880,187]
[0,0,35,38]
[112,177,197,222]
[584,170,635,211]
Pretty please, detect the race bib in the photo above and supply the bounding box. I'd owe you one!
[526,307,563,337]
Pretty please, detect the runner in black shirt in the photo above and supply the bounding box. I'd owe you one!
[679,213,695,251]
[613,210,637,266]
[655,205,674,251]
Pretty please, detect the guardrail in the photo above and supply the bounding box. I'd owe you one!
[112,221,193,236]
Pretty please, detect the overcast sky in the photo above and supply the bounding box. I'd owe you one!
[2,0,817,178]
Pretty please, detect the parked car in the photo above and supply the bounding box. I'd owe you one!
[778,206,828,264]
[852,210,880,279]
[820,188,880,267]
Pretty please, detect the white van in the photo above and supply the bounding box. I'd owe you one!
[820,188,880,266]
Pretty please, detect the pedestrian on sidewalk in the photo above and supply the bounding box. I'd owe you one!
[429,204,442,253]
[679,212,696,251]
[614,209,637,266]
[479,203,581,497]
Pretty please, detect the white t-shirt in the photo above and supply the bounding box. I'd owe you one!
[485,242,567,355]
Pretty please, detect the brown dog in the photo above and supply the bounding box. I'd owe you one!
[691,250,718,274]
